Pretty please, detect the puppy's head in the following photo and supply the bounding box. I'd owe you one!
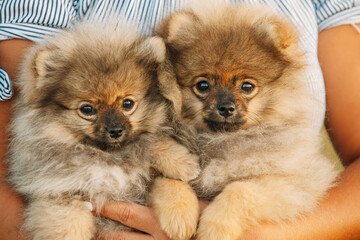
[17,22,166,150]
[157,3,308,133]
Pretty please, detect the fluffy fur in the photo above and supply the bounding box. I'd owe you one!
[148,2,339,240]
[7,20,199,240]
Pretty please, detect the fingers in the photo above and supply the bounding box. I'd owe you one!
[89,199,209,240]
[97,201,155,233]
[93,201,170,239]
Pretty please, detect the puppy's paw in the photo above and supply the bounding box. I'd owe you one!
[196,217,240,240]
[174,152,200,182]
[195,198,244,240]
[196,217,245,240]
[159,201,199,240]
[149,178,199,240]
[24,198,96,240]
[152,138,200,182]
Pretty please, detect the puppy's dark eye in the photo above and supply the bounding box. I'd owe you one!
[196,80,210,92]
[80,104,96,115]
[241,82,255,94]
[122,99,135,111]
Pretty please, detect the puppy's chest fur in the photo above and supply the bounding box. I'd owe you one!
[8,132,155,234]
[72,144,152,203]
[189,128,308,201]
[8,136,153,205]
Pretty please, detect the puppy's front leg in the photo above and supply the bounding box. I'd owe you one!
[196,176,320,240]
[23,197,96,240]
[148,177,199,240]
[151,137,200,182]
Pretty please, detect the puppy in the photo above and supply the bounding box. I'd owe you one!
[149,2,339,240]
[6,20,199,240]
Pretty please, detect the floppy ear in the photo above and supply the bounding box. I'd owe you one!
[156,11,199,50]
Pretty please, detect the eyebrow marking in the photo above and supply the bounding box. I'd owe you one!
[219,72,239,85]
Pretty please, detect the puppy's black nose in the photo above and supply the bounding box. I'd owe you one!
[217,102,236,117]
[106,126,123,139]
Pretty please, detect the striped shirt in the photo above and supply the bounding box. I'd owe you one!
[1,0,360,131]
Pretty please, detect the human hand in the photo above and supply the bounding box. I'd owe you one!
[91,201,171,240]
[91,199,288,240]
[90,200,209,240]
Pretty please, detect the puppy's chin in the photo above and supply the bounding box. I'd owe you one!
[82,136,130,151]
[204,119,245,132]
[202,111,246,132]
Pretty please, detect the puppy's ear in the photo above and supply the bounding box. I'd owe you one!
[135,36,183,115]
[135,36,166,66]
[259,16,299,52]
[156,11,199,50]
[154,12,199,115]
[19,45,58,105]
[33,48,53,80]
[158,59,183,116]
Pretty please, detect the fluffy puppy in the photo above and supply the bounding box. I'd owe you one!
[6,20,199,240]
[149,2,339,240]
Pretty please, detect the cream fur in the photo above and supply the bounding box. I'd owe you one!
[149,178,199,240]
[150,2,339,240]
[7,20,199,240]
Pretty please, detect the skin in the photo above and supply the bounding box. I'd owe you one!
[0,23,359,239]
[0,38,32,240]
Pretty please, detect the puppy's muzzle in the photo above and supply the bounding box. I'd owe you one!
[106,126,123,139]
[217,102,236,118]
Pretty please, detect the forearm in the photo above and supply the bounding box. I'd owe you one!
[0,97,25,239]
[0,38,33,240]
[0,39,33,80]
[317,24,360,165]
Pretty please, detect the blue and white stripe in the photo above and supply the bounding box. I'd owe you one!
[313,0,360,31]
[0,0,360,130]
[0,0,189,41]
[0,67,13,100]
[0,0,78,41]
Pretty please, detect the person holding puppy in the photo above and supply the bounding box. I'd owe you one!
[1,0,360,239]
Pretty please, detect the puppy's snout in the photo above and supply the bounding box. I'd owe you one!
[106,126,123,139]
[217,102,236,117]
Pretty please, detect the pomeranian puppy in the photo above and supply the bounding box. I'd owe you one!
[6,20,199,240]
[148,2,339,240]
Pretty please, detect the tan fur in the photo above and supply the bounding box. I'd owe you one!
[151,138,200,182]
[7,20,198,240]
[149,178,199,240]
[150,2,339,240]
[24,197,96,240]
